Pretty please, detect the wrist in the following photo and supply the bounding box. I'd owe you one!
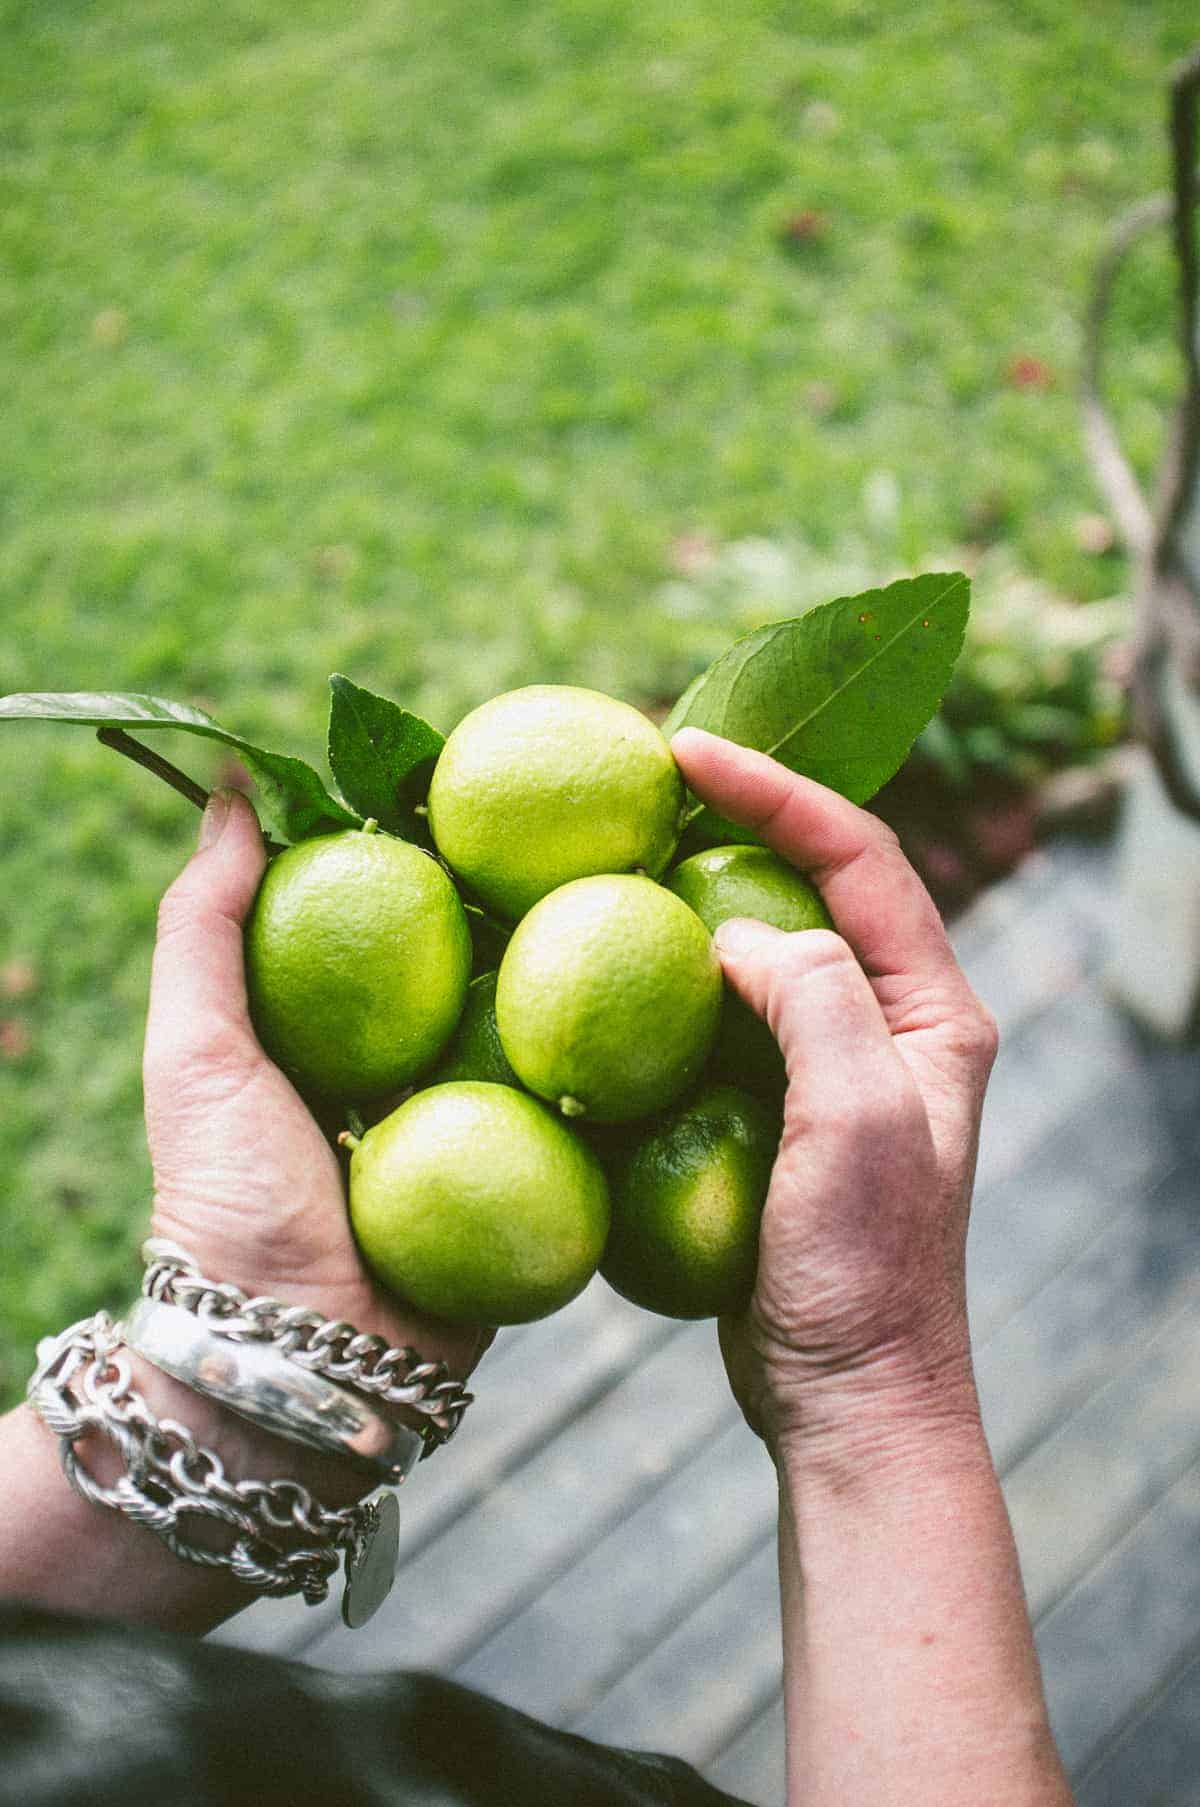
[123,1352,380,1511]
[11,1307,400,1636]
[768,1329,984,1491]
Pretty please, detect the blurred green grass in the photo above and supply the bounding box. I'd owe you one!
[0,0,1194,1400]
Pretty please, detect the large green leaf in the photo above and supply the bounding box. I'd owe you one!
[0,691,360,842]
[326,674,443,837]
[665,572,969,839]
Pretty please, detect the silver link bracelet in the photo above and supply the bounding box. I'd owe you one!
[24,1241,477,1625]
[27,1312,361,1605]
[141,1238,474,1454]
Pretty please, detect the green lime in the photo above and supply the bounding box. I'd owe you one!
[667,845,832,1099]
[427,971,519,1088]
[347,1082,610,1324]
[599,1083,780,1320]
[245,825,471,1104]
[427,685,686,921]
[495,873,723,1124]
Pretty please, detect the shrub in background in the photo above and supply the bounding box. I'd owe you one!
[657,527,1128,794]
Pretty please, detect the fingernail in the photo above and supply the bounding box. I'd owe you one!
[714,917,777,957]
[198,788,233,850]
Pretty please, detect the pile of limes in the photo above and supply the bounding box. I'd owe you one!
[245,686,830,1327]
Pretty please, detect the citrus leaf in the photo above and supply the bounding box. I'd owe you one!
[666,572,970,840]
[326,674,444,837]
[0,690,360,842]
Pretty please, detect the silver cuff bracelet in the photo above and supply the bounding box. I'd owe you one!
[141,1238,474,1455]
[123,1297,426,1486]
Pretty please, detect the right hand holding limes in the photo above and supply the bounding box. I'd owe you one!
[670,729,999,1455]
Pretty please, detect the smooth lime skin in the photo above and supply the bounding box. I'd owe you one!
[245,829,472,1104]
[348,1082,610,1325]
[427,685,686,921]
[667,845,832,1099]
[428,971,519,1088]
[599,1083,781,1320]
[495,874,723,1124]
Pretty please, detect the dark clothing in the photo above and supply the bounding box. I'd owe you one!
[0,1606,749,1807]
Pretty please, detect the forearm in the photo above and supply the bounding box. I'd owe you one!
[776,1380,1074,1807]
[0,1402,251,1634]
[0,1366,372,1636]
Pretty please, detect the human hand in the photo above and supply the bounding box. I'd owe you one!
[144,789,487,1396]
[670,731,998,1454]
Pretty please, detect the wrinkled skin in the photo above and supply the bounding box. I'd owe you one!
[670,731,998,1453]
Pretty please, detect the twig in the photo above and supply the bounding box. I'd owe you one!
[1157,47,1200,566]
[1081,46,1200,825]
[96,727,211,810]
[1080,191,1167,556]
[96,727,285,851]
[1133,50,1200,827]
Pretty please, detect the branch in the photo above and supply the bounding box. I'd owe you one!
[96,728,285,852]
[1080,191,1167,555]
[1156,46,1200,567]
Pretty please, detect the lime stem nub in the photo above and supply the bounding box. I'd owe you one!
[337,1129,362,1152]
[558,1095,587,1119]
[362,817,379,835]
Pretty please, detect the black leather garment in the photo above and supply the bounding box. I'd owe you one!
[0,1605,752,1807]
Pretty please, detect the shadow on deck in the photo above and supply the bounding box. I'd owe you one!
[214,835,1200,1806]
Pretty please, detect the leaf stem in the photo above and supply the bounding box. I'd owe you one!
[97,726,210,810]
[96,727,284,852]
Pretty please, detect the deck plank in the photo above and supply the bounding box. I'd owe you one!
[1075,1638,1200,1807]
[1003,1295,1200,1622]
[572,1535,781,1765]
[1037,1460,1200,1776]
[452,1408,776,1724]
[705,1698,785,1807]
[971,987,1143,1200]
[975,1157,1200,1472]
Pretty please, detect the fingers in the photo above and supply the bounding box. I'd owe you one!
[144,791,267,1091]
[671,729,967,1000]
[714,917,906,1111]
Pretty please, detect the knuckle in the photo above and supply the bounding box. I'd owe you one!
[767,930,858,1031]
[948,997,1000,1071]
[142,1036,192,1109]
[868,817,903,858]
[973,1002,1001,1068]
[777,927,856,979]
[144,1015,254,1103]
[155,882,196,944]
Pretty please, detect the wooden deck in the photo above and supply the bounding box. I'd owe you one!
[215,835,1200,1806]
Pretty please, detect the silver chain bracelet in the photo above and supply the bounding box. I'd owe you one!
[141,1238,473,1455]
[28,1312,402,1626]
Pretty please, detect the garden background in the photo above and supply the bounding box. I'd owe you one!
[1,0,1195,1406]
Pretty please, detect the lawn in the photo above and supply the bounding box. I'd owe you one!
[0,0,1194,1402]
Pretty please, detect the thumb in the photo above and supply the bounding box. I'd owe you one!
[713,918,899,1106]
[143,790,268,1091]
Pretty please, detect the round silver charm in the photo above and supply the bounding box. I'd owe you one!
[342,1491,400,1629]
